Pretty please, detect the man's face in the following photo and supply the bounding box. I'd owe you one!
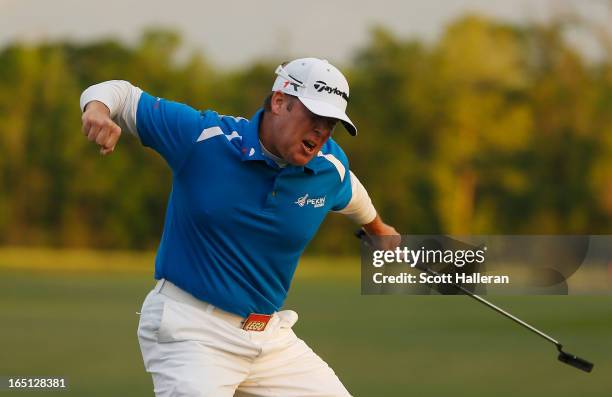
[271,94,338,166]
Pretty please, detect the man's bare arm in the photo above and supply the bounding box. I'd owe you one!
[361,214,398,236]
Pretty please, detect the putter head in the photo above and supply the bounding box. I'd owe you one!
[557,346,594,373]
[355,228,595,373]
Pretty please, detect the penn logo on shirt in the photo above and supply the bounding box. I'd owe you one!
[295,194,326,208]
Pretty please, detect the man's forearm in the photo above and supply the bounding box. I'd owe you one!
[362,214,398,236]
[80,80,142,137]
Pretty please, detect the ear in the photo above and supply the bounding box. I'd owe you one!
[270,91,287,115]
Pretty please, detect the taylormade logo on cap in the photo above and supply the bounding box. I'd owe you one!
[313,80,349,101]
[272,57,357,136]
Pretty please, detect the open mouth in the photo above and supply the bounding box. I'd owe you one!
[302,139,316,153]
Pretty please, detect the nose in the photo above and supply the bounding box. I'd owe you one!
[314,121,333,135]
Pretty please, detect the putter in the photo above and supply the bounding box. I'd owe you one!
[355,229,594,373]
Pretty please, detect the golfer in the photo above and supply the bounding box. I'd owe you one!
[80,57,398,396]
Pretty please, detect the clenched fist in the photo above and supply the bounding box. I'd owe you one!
[81,101,121,155]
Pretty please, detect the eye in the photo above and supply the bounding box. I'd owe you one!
[311,114,336,131]
[319,119,337,134]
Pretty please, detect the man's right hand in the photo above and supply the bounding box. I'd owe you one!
[81,101,122,155]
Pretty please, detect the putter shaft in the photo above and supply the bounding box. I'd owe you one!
[356,230,594,372]
[419,266,561,346]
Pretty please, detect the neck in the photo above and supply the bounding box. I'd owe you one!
[259,111,283,158]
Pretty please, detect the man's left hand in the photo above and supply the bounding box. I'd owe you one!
[361,215,401,250]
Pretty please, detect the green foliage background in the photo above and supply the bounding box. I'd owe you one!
[0,15,611,253]
[1,13,611,396]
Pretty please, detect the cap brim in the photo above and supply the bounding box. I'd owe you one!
[298,97,357,136]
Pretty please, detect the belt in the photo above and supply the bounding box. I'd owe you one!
[155,279,245,328]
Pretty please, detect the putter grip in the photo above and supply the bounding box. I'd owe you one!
[558,351,594,373]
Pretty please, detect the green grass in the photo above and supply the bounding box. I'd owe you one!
[0,252,610,396]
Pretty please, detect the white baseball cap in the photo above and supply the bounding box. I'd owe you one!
[271,58,357,136]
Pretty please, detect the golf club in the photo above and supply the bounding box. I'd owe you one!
[355,229,594,373]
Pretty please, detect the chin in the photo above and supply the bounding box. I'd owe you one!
[288,154,313,166]
[280,150,306,166]
[288,158,309,166]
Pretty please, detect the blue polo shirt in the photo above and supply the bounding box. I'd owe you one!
[136,92,353,316]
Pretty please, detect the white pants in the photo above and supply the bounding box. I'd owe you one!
[137,281,351,397]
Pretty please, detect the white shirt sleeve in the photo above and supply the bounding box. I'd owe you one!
[80,80,143,138]
[334,171,377,225]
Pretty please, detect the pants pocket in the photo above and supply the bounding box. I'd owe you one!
[137,291,165,340]
[156,298,221,344]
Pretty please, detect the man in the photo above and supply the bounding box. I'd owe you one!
[80,57,398,397]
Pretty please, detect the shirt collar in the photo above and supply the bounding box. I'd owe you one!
[240,109,267,162]
[242,108,326,174]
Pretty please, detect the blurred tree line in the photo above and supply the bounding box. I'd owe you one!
[0,15,610,253]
